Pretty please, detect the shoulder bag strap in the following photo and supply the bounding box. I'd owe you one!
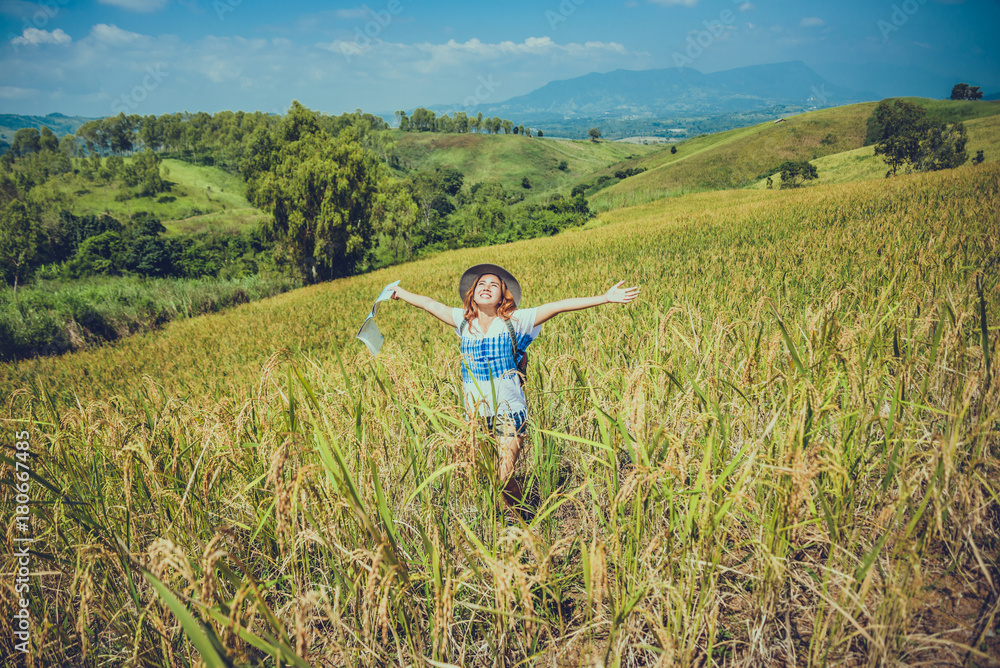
[503,319,519,360]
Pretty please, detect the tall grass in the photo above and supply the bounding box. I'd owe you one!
[0,274,300,363]
[1,164,998,666]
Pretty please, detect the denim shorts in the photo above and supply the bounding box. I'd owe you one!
[484,410,527,437]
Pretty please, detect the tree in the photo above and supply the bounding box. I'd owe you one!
[0,200,42,291]
[778,160,818,188]
[127,234,173,277]
[39,127,59,153]
[131,149,166,196]
[59,135,79,159]
[870,99,926,175]
[10,128,41,157]
[410,107,436,132]
[437,167,464,196]
[406,168,460,244]
[371,178,419,265]
[243,101,382,283]
[537,129,543,138]
[916,118,967,171]
[588,127,601,142]
[106,112,135,155]
[66,230,126,277]
[951,83,983,101]
[671,145,677,154]
[869,99,968,175]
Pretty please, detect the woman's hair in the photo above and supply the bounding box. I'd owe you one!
[463,274,517,324]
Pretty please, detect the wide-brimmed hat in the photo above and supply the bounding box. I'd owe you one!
[459,264,522,307]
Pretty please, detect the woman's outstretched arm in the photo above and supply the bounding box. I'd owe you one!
[391,286,456,327]
[533,281,639,326]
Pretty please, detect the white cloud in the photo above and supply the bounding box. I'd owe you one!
[11,27,71,46]
[0,85,37,99]
[648,0,699,6]
[325,35,630,66]
[800,17,825,27]
[2,29,646,117]
[89,23,144,45]
[739,2,754,11]
[97,0,168,11]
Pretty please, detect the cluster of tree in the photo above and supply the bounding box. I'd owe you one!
[241,102,591,282]
[242,102,387,282]
[395,108,531,136]
[0,126,74,190]
[2,100,589,292]
[2,121,171,202]
[391,174,590,260]
[68,108,394,173]
[614,166,647,180]
[775,160,818,188]
[950,83,984,101]
[79,150,168,197]
[64,213,272,280]
[570,166,647,197]
[0,184,275,288]
[866,100,968,176]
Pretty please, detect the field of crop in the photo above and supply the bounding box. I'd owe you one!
[393,131,659,198]
[2,163,998,666]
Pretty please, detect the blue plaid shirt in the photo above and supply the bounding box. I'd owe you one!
[451,307,542,417]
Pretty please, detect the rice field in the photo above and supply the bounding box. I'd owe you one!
[2,163,999,666]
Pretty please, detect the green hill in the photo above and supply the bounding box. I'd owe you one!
[38,158,266,234]
[587,98,1000,211]
[744,113,1000,189]
[393,130,660,197]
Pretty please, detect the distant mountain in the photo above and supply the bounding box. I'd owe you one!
[427,61,878,124]
[0,113,96,144]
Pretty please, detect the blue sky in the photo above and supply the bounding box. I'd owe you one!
[1,0,997,117]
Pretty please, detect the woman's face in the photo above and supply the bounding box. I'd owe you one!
[473,274,504,309]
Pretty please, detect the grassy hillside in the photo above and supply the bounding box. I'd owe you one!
[393,130,660,197]
[38,158,265,233]
[588,98,1000,211]
[3,163,998,665]
[747,111,1000,189]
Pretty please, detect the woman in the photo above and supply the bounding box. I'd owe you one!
[391,263,639,510]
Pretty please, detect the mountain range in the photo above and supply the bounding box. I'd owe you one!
[428,61,879,123]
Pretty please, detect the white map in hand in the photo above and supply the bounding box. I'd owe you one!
[356,280,400,356]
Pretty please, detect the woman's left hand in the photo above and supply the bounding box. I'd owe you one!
[605,280,640,304]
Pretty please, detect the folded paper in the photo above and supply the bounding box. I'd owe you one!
[356,280,400,356]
